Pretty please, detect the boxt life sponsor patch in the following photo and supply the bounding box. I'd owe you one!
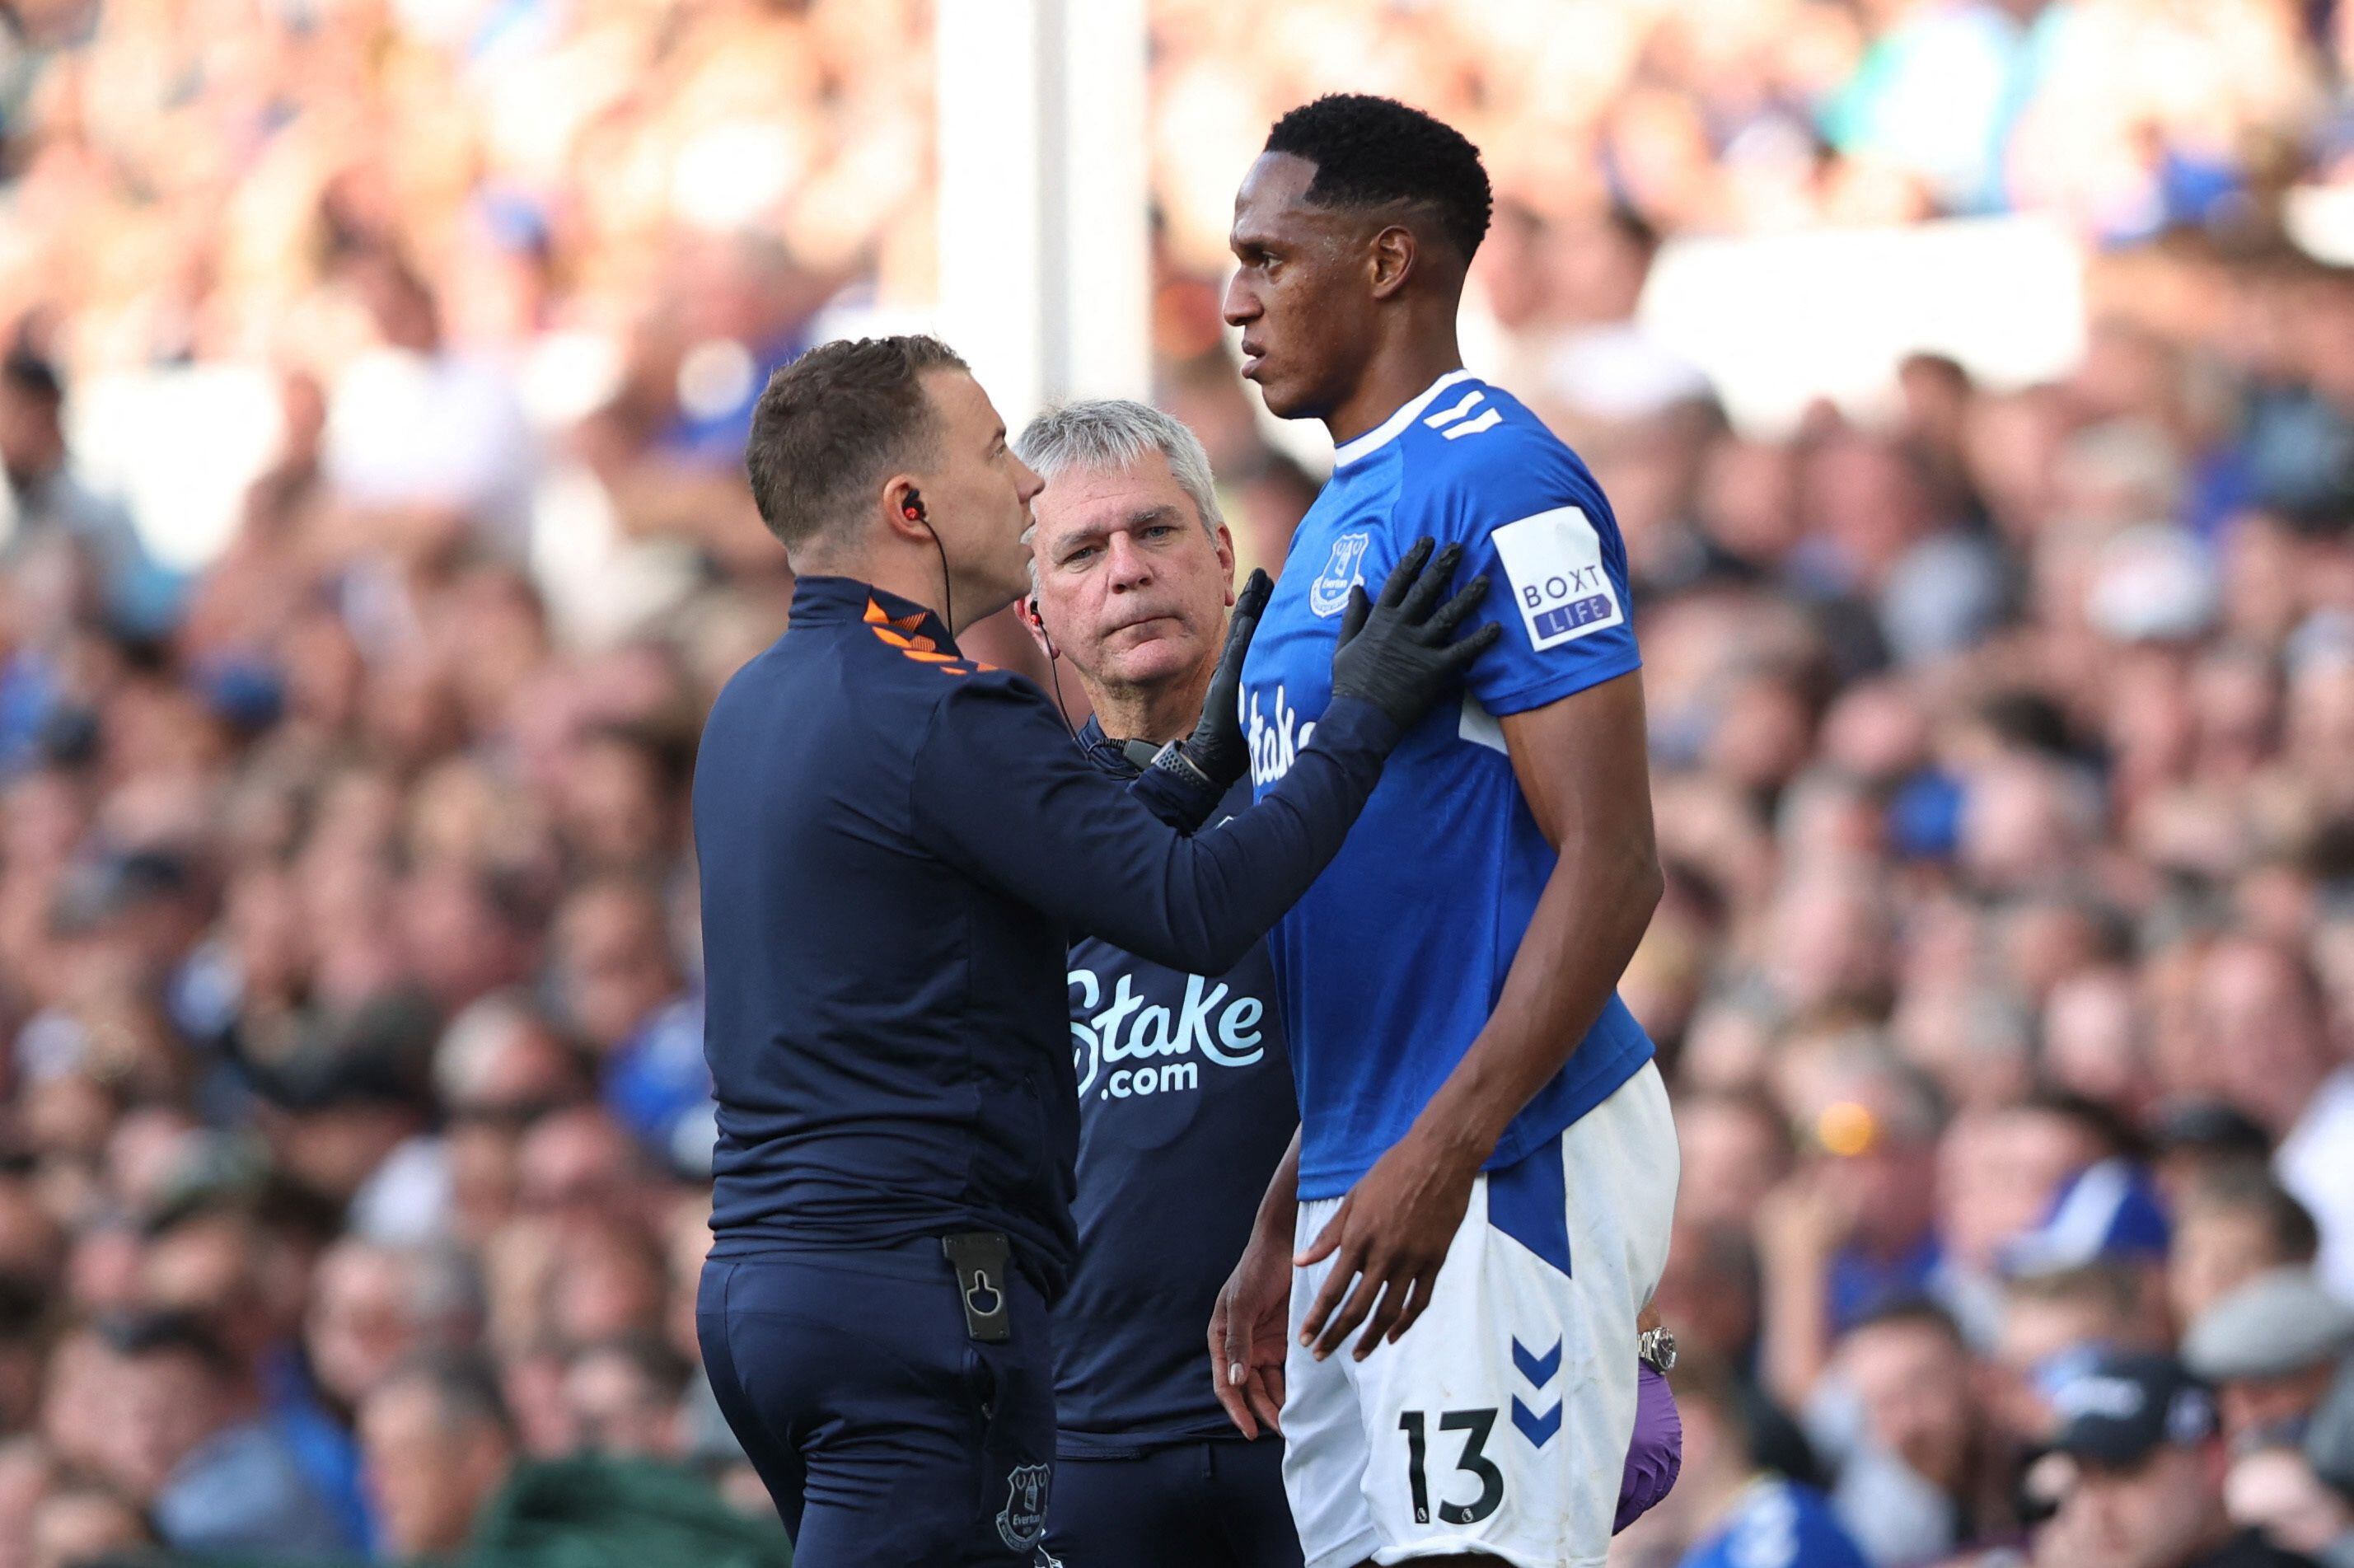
[1491,507,1623,651]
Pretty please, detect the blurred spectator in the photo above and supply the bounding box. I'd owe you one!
[1988,1264,2155,1449]
[0,348,172,638]
[564,1334,691,1461]
[1797,430,2010,667]
[307,1240,480,1415]
[1755,1052,1946,1407]
[1813,1299,2017,1567]
[2190,937,2354,1299]
[2157,1102,2286,1209]
[321,253,536,569]
[2041,1350,2319,1568]
[297,1238,482,1552]
[2183,1270,2354,1445]
[432,991,593,1245]
[1652,1222,1767,1378]
[2173,1171,2325,1329]
[359,1350,519,1561]
[1661,1355,1872,1568]
[2225,1441,2354,1565]
[1675,1088,1795,1235]
[550,878,713,1175]
[513,1107,660,1244]
[88,1307,344,1555]
[2000,1144,2173,1283]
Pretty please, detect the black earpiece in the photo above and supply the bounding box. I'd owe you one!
[900,486,952,638]
[1027,595,1079,741]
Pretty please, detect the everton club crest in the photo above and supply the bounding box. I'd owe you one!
[997,1463,1051,1550]
[1309,531,1371,616]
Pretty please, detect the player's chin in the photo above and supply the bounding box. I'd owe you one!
[1252,375,1313,419]
[1243,358,1296,409]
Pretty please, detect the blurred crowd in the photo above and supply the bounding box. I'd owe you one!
[1149,0,2338,269]
[1584,232,2354,1563]
[0,1,2345,1567]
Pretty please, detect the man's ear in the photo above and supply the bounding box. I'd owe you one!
[1021,594,1058,661]
[881,474,930,545]
[1214,523,1238,606]
[1369,224,1416,301]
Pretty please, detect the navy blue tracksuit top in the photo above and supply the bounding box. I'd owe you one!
[691,575,1396,1301]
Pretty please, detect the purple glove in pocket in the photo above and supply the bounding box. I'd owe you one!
[1614,1361,1683,1533]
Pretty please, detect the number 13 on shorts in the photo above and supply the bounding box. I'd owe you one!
[1280,1066,1678,1567]
[1398,1407,1505,1527]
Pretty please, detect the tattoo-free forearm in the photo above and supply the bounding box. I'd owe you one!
[1253,1126,1303,1241]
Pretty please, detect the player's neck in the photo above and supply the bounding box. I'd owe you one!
[1324,333,1466,450]
[1087,660,1216,749]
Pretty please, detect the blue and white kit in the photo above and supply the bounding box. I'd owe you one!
[1240,371,1680,1568]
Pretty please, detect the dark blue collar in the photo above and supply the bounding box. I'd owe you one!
[1074,715,1136,778]
[789,575,960,655]
[1076,715,1179,778]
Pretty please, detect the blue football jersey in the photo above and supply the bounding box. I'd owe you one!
[1240,370,1656,1201]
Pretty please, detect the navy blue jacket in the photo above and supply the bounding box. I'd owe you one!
[692,576,1394,1300]
[1055,722,1300,1455]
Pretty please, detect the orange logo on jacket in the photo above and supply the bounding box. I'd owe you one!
[863,598,994,675]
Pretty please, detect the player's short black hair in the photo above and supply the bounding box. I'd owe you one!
[746,334,969,555]
[1264,94,1492,263]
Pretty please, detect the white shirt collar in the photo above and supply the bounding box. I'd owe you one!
[1331,368,1477,469]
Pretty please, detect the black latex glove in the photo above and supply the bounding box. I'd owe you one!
[1328,537,1500,729]
[1173,568,1274,791]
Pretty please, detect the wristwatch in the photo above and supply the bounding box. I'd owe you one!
[1637,1326,1678,1374]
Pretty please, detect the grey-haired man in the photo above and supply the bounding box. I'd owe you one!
[1018,400,1305,1568]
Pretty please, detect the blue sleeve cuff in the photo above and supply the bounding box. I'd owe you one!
[1307,695,1404,759]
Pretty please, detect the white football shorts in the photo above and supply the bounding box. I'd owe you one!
[1282,1060,1678,1568]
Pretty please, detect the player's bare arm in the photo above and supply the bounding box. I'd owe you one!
[1211,1126,1301,1439]
[1296,669,1660,1360]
